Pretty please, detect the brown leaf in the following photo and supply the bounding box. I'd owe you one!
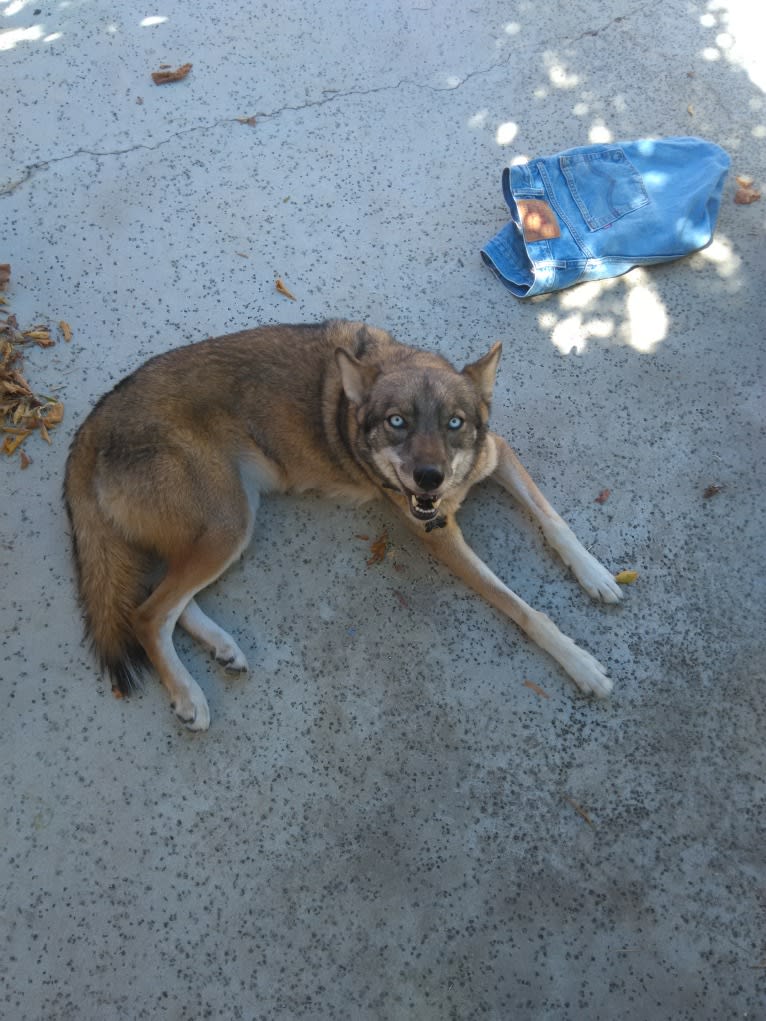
[25,328,54,348]
[734,182,761,204]
[703,483,724,499]
[19,450,31,469]
[44,401,64,426]
[275,277,297,301]
[235,115,257,126]
[366,529,389,566]
[2,430,31,455]
[565,796,593,826]
[59,320,73,342]
[595,488,611,504]
[393,589,410,609]
[523,679,550,699]
[151,62,192,85]
[0,264,9,290]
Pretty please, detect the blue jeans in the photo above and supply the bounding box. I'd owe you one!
[481,137,730,298]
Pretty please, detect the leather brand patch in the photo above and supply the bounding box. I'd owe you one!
[517,199,561,241]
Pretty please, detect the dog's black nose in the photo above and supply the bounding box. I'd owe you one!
[413,466,444,492]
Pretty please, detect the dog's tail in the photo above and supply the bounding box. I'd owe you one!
[64,436,151,695]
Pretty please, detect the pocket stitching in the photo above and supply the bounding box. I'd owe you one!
[561,148,650,231]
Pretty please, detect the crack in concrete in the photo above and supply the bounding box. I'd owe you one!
[2,65,509,196]
[573,0,665,43]
[5,4,658,199]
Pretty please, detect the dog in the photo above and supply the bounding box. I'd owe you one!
[64,320,622,730]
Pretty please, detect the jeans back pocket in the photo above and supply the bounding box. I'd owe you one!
[560,147,649,230]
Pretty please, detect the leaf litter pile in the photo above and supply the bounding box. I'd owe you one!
[0,265,69,468]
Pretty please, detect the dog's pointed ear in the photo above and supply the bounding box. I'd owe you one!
[462,341,502,403]
[335,348,378,405]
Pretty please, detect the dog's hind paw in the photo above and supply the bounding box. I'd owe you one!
[214,647,249,674]
[170,682,211,731]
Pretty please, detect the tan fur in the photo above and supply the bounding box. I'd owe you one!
[65,319,622,730]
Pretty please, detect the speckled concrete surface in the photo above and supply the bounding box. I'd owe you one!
[2,1,765,1018]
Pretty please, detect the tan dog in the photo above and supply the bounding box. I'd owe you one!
[65,320,622,730]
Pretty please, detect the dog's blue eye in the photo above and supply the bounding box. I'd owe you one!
[447,416,464,430]
[387,414,406,429]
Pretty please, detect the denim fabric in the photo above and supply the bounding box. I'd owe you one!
[481,137,730,298]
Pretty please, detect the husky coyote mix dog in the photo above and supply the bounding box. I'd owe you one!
[65,320,622,730]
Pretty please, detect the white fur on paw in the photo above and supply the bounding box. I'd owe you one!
[531,613,614,698]
[213,644,249,674]
[560,639,613,698]
[171,683,211,731]
[569,551,623,604]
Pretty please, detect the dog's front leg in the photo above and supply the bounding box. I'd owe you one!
[417,515,613,697]
[490,435,623,604]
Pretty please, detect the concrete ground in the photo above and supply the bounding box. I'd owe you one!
[2,0,764,1017]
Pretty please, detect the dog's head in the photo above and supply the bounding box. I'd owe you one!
[336,339,502,523]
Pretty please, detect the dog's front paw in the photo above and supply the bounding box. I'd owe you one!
[566,644,614,698]
[573,553,624,604]
[547,524,624,604]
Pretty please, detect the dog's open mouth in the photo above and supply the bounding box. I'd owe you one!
[408,492,442,521]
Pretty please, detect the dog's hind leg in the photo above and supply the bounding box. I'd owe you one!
[131,521,253,731]
[179,598,249,674]
[490,434,623,604]
[418,515,613,697]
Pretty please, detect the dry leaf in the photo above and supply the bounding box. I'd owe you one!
[24,328,54,348]
[45,401,64,426]
[595,489,611,505]
[687,104,694,116]
[523,679,550,699]
[734,178,761,205]
[703,483,724,499]
[615,570,639,585]
[366,529,389,566]
[151,62,192,85]
[393,590,410,609]
[0,264,10,290]
[2,296,66,457]
[235,115,257,126]
[59,320,73,342]
[2,430,32,455]
[275,277,297,301]
[565,797,593,826]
